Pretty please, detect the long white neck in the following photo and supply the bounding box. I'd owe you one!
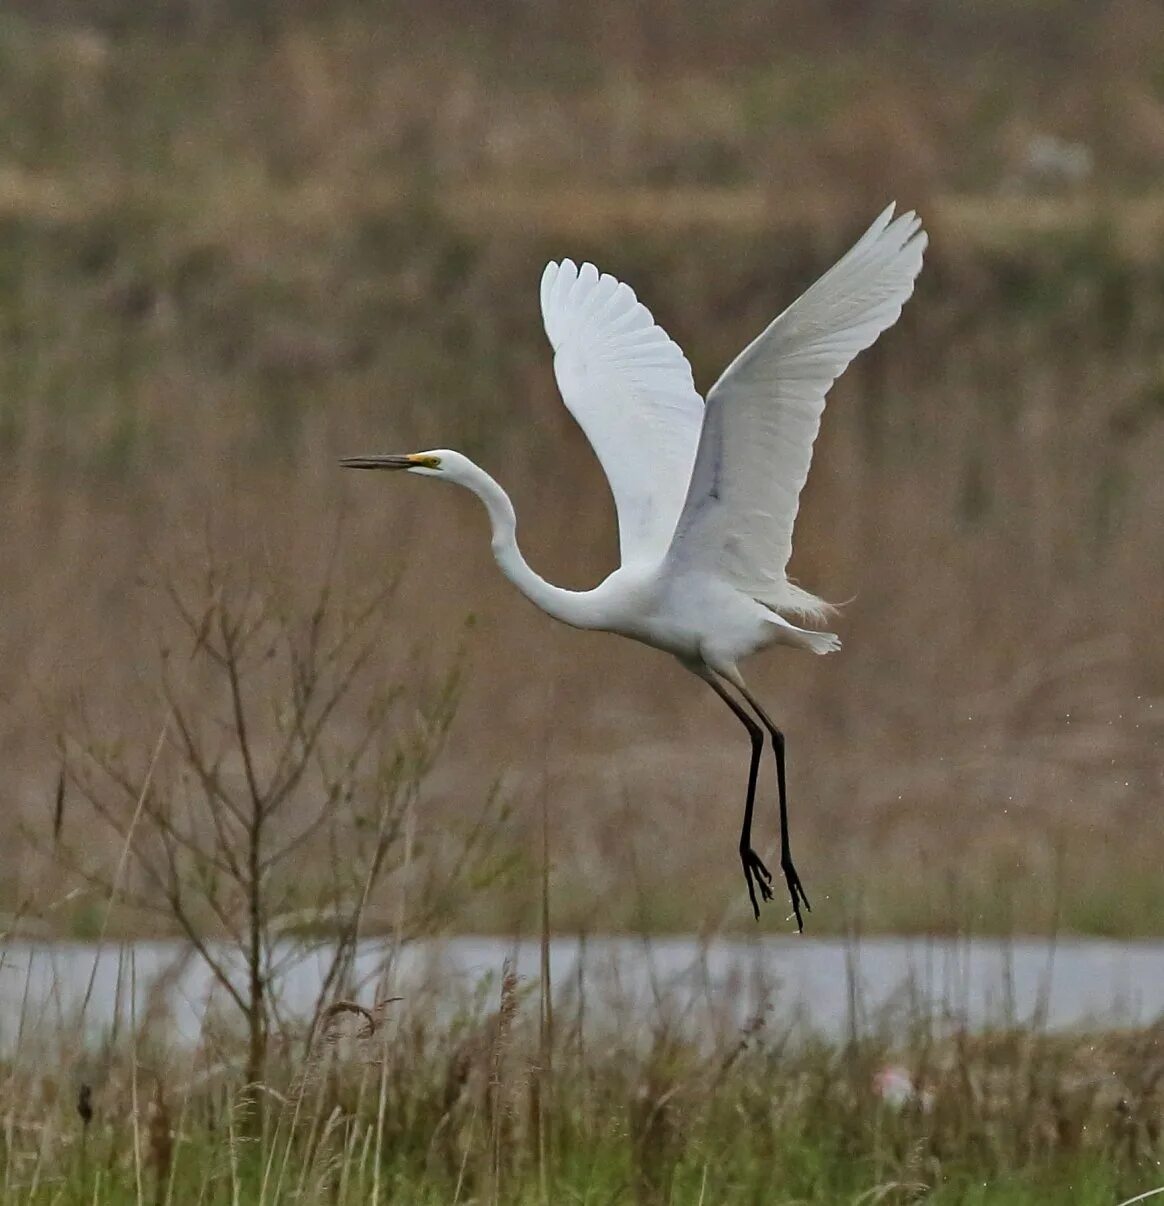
[456,463,602,630]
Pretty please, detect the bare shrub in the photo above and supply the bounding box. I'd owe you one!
[54,551,504,1094]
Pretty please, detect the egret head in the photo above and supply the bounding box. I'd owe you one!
[339,449,471,480]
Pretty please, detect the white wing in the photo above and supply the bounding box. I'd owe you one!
[540,259,705,566]
[665,204,927,613]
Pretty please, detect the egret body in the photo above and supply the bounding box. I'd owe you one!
[342,205,926,928]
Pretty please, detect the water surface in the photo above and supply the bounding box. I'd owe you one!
[2,935,1161,1050]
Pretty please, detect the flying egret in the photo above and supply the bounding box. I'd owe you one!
[342,204,926,929]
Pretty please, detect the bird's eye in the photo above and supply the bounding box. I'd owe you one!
[410,454,442,469]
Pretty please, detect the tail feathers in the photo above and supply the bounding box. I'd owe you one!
[765,610,842,655]
[798,628,842,656]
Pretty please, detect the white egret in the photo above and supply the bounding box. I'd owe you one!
[342,204,926,929]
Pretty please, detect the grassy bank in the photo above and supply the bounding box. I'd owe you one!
[3,963,1163,1205]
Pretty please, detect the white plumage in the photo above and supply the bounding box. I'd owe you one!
[540,258,704,566]
[669,205,926,619]
[342,204,927,929]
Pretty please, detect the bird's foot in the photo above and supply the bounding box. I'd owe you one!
[740,847,774,920]
[780,856,811,933]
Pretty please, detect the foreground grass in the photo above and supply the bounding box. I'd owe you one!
[3,982,1162,1205]
[11,1129,1146,1204]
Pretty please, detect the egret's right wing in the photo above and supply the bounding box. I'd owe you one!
[541,260,705,566]
[665,205,926,611]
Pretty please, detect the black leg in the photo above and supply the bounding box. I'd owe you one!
[700,674,773,920]
[735,683,811,933]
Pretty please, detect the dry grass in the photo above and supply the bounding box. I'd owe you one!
[0,2,1161,935]
[0,938,1162,1203]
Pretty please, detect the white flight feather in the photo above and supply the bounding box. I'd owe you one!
[540,259,705,566]
[665,203,927,620]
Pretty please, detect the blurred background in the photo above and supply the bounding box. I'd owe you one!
[0,0,1161,936]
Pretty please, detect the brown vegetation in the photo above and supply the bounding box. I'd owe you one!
[0,1,1161,934]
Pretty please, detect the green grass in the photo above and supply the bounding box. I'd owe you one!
[13,1130,1146,1204]
[4,1010,1163,1205]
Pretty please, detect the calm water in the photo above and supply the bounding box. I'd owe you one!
[2,935,1162,1050]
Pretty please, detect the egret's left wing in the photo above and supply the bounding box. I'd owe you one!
[541,260,705,566]
[665,205,926,614]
